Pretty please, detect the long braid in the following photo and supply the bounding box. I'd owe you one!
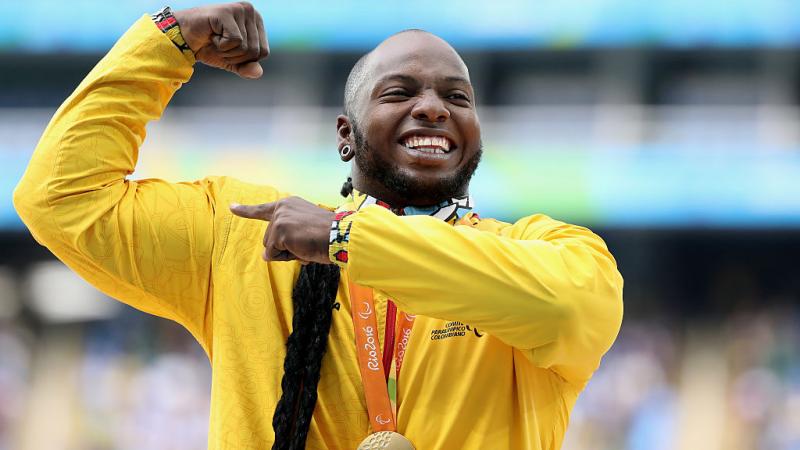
[272,264,318,449]
[272,177,353,449]
[290,264,339,449]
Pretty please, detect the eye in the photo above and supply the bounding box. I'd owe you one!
[447,93,471,103]
[380,89,411,98]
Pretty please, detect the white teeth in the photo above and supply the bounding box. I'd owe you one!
[402,135,451,152]
[414,147,444,154]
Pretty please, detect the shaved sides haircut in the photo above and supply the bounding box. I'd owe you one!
[343,53,370,120]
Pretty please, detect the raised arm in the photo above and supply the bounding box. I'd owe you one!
[13,3,269,354]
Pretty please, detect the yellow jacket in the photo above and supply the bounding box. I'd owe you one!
[13,16,624,450]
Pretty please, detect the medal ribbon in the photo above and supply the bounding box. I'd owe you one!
[342,193,474,435]
[349,282,415,433]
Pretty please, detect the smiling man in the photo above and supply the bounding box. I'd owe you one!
[339,30,483,208]
[13,3,623,450]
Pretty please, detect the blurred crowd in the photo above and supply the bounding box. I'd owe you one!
[0,316,211,450]
[564,305,800,450]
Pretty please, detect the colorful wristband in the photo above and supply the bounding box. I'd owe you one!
[151,6,195,64]
[329,210,356,267]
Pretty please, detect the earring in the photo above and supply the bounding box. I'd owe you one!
[340,145,352,159]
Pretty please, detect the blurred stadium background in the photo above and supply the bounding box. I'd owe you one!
[1,1,800,449]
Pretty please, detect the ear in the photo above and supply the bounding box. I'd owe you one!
[336,115,355,162]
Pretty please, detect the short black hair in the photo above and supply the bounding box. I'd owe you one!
[343,52,371,120]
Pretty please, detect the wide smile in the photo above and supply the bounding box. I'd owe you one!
[400,135,454,154]
[396,133,458,164]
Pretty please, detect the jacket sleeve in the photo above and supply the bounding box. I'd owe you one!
[345,205,624,383]
[12,16,216,354]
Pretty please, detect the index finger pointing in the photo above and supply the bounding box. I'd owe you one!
[229,202,276,220]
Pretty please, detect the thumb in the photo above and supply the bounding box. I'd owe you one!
[229,202,275,220]
[234,61,264,79]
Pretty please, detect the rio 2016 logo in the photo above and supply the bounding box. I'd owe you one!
[395,327,412,371]
[362,325,379,371]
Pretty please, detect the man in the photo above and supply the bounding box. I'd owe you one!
[13,2,623,449]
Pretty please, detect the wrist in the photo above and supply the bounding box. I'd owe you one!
[329,210,356,267]
[171,9,203,52]
[151,6,195,63]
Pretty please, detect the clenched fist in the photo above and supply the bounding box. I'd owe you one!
[174,2,269,79]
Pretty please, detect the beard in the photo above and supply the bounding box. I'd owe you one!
[352,124,482,205]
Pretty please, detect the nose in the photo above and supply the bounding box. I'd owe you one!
[411,90,450,123]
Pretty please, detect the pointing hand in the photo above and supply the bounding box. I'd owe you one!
[230,197,337,265]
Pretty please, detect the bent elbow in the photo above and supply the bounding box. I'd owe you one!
[13,175,63,250]
[543,260,623,344]
[13,176,48,228]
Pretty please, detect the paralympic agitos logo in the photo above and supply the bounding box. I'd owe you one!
[358,301,372,320]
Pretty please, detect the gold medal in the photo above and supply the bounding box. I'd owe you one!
[357,431,415,450]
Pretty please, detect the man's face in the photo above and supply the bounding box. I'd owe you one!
[346,32,482,206]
